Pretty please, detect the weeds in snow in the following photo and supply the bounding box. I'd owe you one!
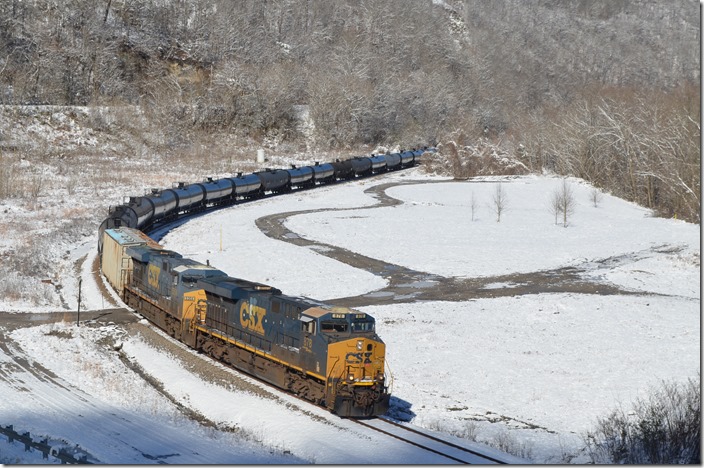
[583,375,700,464]
[487,430,534,460]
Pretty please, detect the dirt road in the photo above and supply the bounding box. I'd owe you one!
[256,180,647,308]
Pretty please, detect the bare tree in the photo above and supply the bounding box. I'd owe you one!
[470,190,478,221]
[590,187,603,208]
[549,178,576,227]
[491,183,507,222]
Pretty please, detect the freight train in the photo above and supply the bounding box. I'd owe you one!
[98,147,434,417]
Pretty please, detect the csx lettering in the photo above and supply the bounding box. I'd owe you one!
[345,352,373,364]
[148,265,160,289]
[240,301,266,335]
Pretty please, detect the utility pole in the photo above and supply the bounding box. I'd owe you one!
[77,278,82,326]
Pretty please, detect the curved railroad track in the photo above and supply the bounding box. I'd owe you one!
[352,416,510,464]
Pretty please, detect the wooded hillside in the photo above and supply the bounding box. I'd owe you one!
[0,0,700,220]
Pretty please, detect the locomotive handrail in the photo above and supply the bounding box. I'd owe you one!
[327,355,343,403]
[383,358,395,395]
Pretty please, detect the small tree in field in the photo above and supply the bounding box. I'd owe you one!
[590,187,603,207]
[549,178,576,227]
[492,183,508,222]
[470,190,479,221]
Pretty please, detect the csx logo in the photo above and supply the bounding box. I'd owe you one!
[346,352,373,364]
[240,301,266,335]
[148,264,160,289]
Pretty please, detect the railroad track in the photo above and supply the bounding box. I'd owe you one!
[352,417,508,464]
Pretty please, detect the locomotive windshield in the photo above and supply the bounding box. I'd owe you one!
[321,320,348,333]
[351,319,375,333]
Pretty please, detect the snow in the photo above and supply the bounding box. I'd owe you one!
[0,169,699,463]
[4,323,299,464]
[161,179,391,300]
[286,175,699,280]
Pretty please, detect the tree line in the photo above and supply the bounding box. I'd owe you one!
[0,0,699,220]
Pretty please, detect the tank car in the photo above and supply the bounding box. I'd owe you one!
[255,168,291,194]
[383,152,402,171]
[167,182,206,214]
[199,177,235,207]
[368,155,388,174]
[350,157,372,177]
[286,165,314,189]
[399,150,415,167]
[331,159,354,180]
[230,173,263,199]
[311,162,335,184]
[148,188,178,221]
[97,196,156,253]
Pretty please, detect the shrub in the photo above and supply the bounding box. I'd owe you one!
[488,430,533,460]
[584,376,700,464]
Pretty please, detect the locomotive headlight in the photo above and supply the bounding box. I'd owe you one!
[356,340,363,350]
[348,373,355,382]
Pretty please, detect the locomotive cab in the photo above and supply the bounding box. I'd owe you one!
[301,307,390,417]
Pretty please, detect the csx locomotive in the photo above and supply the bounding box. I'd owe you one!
[98,147,434,417]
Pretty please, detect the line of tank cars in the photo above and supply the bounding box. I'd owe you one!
[98,147,434,417]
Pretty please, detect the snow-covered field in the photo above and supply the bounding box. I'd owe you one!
[0,167,699,463]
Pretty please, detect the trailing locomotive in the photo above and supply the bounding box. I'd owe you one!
[97,146,435,417]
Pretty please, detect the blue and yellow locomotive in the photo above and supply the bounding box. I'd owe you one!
[101,227,390,417]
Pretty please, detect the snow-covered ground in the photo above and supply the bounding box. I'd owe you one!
[0,168,699,463]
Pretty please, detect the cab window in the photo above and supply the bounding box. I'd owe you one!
[351,321,375,333]
[181,275,198,286]
[321,321,348,333]
[301,317,316,335]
